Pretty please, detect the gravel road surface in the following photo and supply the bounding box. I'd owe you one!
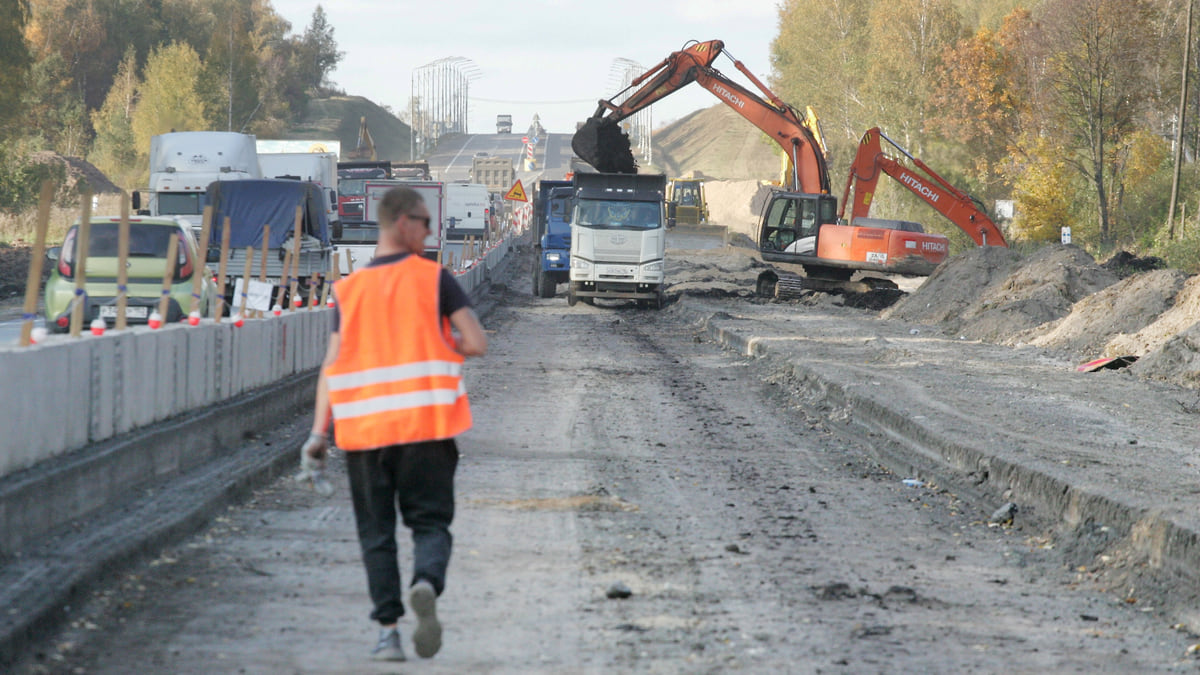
[10,241,1200,673]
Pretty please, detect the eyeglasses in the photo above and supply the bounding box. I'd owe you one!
[405,213,431,229]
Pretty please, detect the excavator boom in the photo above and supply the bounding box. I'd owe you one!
[572,39,828,193]
[842,128,1007,248]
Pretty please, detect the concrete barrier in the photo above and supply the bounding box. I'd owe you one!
[0,236,510,553]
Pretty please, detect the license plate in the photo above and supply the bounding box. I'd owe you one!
[865,251,888,264]
[602,266,635,276]
[100,305,149,319]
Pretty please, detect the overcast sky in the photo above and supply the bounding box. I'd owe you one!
[270,0,784,135]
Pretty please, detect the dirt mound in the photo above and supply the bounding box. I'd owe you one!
[884,245,1122,345]
[1101,250,1167,279]
[881,245,1025,330]
[703,179,763,237]
[652,104,781,181]
[289,96,412,162]
[29,151,122,200]
[1130,321,1200,388]
[0,243,33,299]
[1105,275,1200,357]
[1020,268,1187,357]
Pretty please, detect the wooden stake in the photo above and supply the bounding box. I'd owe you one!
[156,233,179,323]
[190,206,213,320]
[115,195,130,331]
[215,216,230,322]
[238,246,253,318]
[307,272,318,309]
[256,224,270,318]
[289,206,302,311]
[69,190,94,337]
[19,181,53,346]
[275,248,292,311]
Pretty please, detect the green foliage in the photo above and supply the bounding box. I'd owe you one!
[130,42,209,160]
[89,47,140,188]
[0,0,32,141]
[0,140,66,212]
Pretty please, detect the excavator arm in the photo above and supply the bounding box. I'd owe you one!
[841,128,1007,247]
[573,39,829,194]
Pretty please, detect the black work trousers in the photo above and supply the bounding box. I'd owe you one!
[344,439,458,626]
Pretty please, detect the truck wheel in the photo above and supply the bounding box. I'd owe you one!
[567,283,579,307]
[538,271,556,298]
[655,288,666,310]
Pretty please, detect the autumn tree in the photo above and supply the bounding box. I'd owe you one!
[130,42,208,163]
[294,5,343,94]
[0,0,32,141]
[1030,0,1159,246]
[771,0,872,157]
[198,0,261,131]
[861,0,963,152]
[89,46,139,187]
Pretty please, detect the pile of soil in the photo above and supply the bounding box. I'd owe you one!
[884,246,1119,345]
[0,243,35,299]
[1020,268,1187,357]
[702,179,763,236]
[1101,250,1167,279]
[1107,276,1200,357]
[29,151,122,200]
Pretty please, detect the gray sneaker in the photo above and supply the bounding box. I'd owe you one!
[410,580,443,658]
[371,626,406,661]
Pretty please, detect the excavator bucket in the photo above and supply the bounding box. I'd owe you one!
[571,117,638,174]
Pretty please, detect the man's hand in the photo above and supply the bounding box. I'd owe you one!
[300,432,328,473]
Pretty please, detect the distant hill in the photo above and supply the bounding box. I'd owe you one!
[649,104,782,181]
[271,95,414,162]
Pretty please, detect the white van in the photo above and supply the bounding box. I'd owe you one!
[443,183,490,241]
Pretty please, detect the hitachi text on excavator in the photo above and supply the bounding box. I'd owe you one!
[571,39,1007,299]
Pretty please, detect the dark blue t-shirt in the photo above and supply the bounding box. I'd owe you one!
[331,252,471,331]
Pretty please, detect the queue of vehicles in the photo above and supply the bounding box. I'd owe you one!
[51,127,509,330]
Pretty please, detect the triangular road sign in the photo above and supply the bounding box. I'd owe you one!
[504,180,528,202]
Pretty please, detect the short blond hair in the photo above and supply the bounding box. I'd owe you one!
[377,187,425,229]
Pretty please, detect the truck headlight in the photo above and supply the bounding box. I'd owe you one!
[572,258,590,270]
[643,261,664,272]
[545,252,562,262]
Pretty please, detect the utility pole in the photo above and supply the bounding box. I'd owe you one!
[1168,0,1194,240]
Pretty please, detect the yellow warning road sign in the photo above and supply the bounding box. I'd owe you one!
[504,180,528,202]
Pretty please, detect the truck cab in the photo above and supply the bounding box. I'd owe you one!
[533,184,574,298]
[568,172,667,309]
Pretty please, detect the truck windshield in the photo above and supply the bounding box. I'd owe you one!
[158,192,203,216]
[340,179,365,197]
[575,199,660,231]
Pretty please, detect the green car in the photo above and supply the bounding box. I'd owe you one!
[44,217,216,332]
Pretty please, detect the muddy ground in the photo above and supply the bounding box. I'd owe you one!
[11,236,1200,673]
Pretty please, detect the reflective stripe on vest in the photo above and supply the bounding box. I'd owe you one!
[325,256,471,450]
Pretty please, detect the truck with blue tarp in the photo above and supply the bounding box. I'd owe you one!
[532,179,573,298]
[204,179,333,304]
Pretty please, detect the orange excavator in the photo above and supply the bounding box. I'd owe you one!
[572,39,1006,297]
[843,128,1007,248]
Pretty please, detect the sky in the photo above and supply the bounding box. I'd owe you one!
[269,0,784,135]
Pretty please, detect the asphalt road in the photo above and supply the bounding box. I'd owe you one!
[10,240,1195,673]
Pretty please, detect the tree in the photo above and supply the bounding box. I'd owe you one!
[197,0,260,131]
[295,5,343,94]
[771,0,873,160]
[1031,0,1159,245]
[0,0,32,141]
[861,0,963,151]
[90,46,140,187]
[130,42,208,162]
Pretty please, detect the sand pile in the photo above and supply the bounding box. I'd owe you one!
[1130,322,1200,388]
[884,246,1121,344]
[666,246,764,298]
[1017,268,1187,357]
[1106,276,1200,357]
[702,180,764,239]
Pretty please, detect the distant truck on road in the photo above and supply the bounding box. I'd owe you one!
[469,156,516,194]
[134,131,262,235]
[496,114,513,134]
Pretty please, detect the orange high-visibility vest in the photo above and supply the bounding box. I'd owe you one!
[325,255,471,450]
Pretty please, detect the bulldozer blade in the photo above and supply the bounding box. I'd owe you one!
[571,118,638,174]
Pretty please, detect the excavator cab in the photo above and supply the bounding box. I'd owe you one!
[758,192,837,259]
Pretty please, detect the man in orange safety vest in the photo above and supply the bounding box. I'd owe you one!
[303,186,487,662]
